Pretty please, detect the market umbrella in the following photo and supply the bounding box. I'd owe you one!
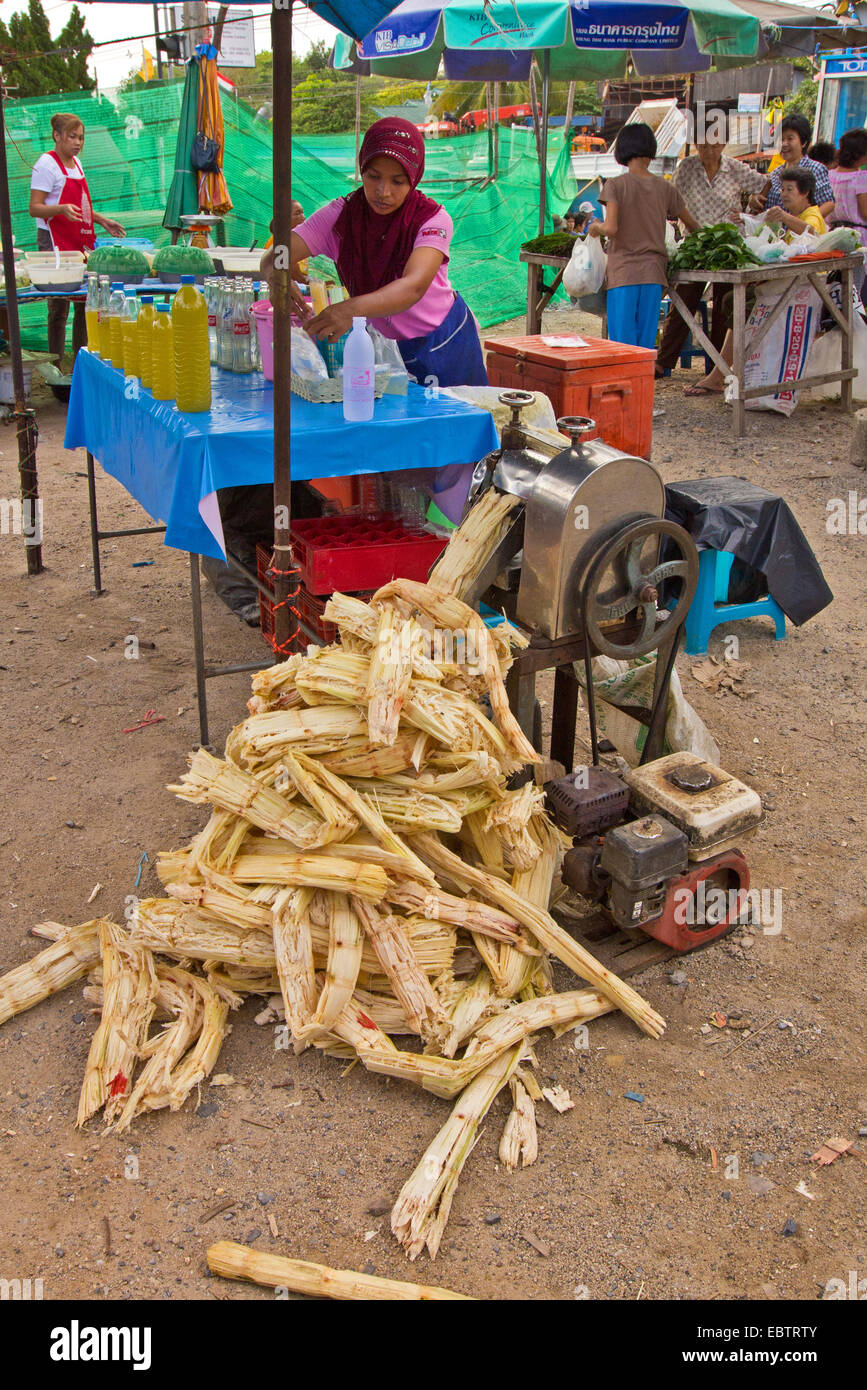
[162,54,200,234]
[332,0,867,231]
[332,0,866,80]
[196,43,233,216]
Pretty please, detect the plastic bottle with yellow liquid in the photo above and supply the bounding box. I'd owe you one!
[137,296,157,389]
[171,275,211,412]
[151,304,175,401]
[107,283,126,368]
[96,276,113,359]
[121,290,140,380]
[85,275,100,354]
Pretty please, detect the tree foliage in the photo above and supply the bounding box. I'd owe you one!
[0,0,96,98]
[783,63,818,124]
[292,72,380,135]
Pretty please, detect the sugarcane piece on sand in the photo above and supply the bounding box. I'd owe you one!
[499,1076,538,1172]
[77,921,158,1127]
[0,920,102,1026]
[207,1240,472,1301]
[392,1043,524,1260]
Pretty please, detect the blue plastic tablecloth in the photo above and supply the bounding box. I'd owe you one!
[64,349,498,561]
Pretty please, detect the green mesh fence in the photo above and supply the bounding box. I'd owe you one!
[3,84,575,350]
[291,125,576,329]
[3,81,273,350]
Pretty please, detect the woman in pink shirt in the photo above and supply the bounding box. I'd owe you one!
[291,118,487,387]
[829,127,867,302]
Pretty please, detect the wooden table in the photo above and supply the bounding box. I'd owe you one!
[668,254,861,438]
[520,249,571,335]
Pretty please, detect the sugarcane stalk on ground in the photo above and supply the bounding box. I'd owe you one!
[0,919,102,1025]
[207,1240,473,1300]
[0,559,667,1264]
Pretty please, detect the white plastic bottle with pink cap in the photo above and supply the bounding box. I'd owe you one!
[342,317,375,422]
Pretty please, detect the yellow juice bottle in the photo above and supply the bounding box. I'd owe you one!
[151,304,175,401]
[97,277,113,359]
[85,307,99,351]
[137,296,157,388]
[107,283,126,368]
[171,275,211,412]
[121,292,140,379]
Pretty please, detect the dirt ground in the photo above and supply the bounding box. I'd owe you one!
[0,316,865,1303]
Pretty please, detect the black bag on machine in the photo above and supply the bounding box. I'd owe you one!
[191,132,220,173]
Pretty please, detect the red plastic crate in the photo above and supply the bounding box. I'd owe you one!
[289,515,448,597]
[256,546,373,652]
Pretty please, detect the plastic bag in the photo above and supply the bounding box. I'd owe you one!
[802,307,867,403]
[574,654,720,768]
[290,326,329,383]
[743,222,788,264]
[739,281,821,415]
[562,234,606,298]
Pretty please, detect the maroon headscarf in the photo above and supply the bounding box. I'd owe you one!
[334,118,441,298]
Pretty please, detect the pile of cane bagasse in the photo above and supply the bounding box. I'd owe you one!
[0,493,665,1262]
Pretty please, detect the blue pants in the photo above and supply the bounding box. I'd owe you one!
[606,283,663,351]
[398,293,488,388]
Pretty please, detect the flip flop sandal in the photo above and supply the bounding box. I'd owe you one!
[683,384,724,397]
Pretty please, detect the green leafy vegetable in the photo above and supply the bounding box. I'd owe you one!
[521,232,579,257]
[86,245,150,279]
[669,223,760,272]
[152,244,216,277]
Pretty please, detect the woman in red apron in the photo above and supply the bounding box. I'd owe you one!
[29,112,125,365]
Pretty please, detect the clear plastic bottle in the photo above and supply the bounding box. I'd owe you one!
[85,274,100,354]
[121,290,140,380]
[218,279,234,369]
[250,281,262,371]
[203,277,217,362]
[232,282,253,373]
[172,275,211,413]
[342,317,375,422]
[137,296,157,389]
[107,282,126,369]
[151,303,175,402]
[96,275,113,359]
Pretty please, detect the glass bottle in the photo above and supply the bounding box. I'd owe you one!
[232,282,252,373]
[121,290,140,380]
[85,274,100,354]
[137,296,157,389]
[96,275,113,359]
[151,303,175,402]
[107,282,126,369]
[219,279,234,370]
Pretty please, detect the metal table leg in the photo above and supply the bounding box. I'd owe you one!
[86,450,103,595]
[550,663,581,773]
[189,552,210,748]
[85,449,166,594]
[506,665,537,746]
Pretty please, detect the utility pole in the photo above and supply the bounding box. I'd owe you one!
[183,1,210,53]
[153,5,164,79]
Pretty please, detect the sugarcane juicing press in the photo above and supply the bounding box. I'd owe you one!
[457,391,762,953]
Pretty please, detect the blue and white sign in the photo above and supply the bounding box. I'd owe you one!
[359,4,442,57]
[570,2,689,48]
[825,55,867,76]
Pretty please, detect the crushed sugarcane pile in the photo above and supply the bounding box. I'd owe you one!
[0,499,666,1262]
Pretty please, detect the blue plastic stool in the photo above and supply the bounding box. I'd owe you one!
[684,549,786,655]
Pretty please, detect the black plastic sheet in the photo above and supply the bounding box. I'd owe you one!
[664,476,833,627]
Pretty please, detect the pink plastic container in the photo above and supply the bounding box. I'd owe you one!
[251,299,274,380]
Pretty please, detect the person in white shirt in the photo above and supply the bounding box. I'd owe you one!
[29,111,125,364]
